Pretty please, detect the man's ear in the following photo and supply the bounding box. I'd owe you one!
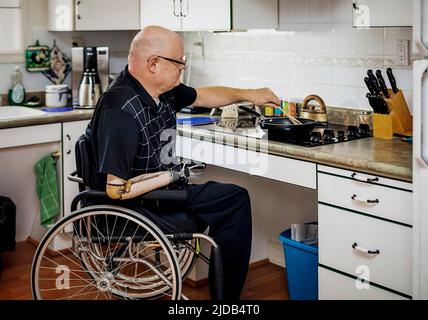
[146,56,159,73]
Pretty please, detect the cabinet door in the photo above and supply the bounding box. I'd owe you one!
[232,0,278,31]
[48,0,74,31]
[181,0,230,31]
[62,120,90,217]
[75,0,140,31]
[353,0,412,27]
[140,0,181,31]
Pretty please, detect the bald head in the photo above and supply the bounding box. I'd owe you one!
[129,26,183,64]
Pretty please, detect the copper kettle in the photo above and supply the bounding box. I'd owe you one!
[300,95,328,123]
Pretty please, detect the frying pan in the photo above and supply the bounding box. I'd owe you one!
[239,105,317,141]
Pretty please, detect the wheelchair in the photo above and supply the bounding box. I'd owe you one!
[30,133,223,300]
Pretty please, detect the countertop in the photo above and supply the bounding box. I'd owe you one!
[0,107,94,129]
[176,115,413,182]
[0,108,412,182]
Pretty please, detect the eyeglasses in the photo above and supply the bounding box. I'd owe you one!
[156,55,187,66]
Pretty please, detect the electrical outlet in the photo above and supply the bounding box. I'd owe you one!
[395,39,410,66]
[71,37,85,48]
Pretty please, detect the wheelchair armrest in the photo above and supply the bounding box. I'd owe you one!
[71,190,110,212]
[139,189,187,201]
[68,170,84,184]
[188,161,206,176]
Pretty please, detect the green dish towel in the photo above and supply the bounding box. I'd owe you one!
[34,155,59,227]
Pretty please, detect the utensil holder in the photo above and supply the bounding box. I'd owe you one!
[372,90,412,140]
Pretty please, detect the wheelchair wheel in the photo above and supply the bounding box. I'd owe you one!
[31,205,182,300]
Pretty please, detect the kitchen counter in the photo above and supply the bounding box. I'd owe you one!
[176,116,412,182]
[0,109,412,182]
[0,107,94,129]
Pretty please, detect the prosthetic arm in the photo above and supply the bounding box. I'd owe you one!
[106,168,187,200]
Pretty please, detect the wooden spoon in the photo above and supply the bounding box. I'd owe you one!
[278,107,302,125]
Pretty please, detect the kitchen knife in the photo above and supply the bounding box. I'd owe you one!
[375,94,390,114]
[375,70,390,98]
[386,68,399,94]
[364,77,376,94]
[366,92,378,113]
[367,69,381,94]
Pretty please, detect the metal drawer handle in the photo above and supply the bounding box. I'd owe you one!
[352,242,380,255]
[351,194,379,204]
[351,172,379,183]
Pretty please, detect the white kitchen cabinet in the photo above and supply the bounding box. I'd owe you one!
[319,267,409,300]
[62,120,90,217]
[0,123,62,242]
[352,0,412,28]
[47,0,74,31]
[48,0,140,31]
[140,0,278,31]
[141,0,230,31]
[75,0,140,31]
[317,165,413,300]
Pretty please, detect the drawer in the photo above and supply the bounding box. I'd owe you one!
[319,267,410,300]
[176,135,317,189]
[318,172,412,226]
[319,204,412,296]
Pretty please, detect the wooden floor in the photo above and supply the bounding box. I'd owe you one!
[0,242,288,300]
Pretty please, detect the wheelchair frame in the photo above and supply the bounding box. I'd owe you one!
[30,134,223,300]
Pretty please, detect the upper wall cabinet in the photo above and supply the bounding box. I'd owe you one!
[352,0,412,28]
[140,0,230,32]
[48,0,140,31]
[140,0,278,32]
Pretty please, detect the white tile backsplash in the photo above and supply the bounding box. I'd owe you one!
[310,0,332,23]
[185,0,413,111]
[332,0,352,23]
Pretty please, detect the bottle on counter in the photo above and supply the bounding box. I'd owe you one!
[280,98,289,117]
[8,66,26,106]
[264,105,274,117]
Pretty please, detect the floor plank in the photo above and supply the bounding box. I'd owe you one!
[0,242,288,300]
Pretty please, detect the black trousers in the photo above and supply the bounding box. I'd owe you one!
[148,181,252,300]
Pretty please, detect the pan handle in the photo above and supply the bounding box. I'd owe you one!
[239,105,264,118]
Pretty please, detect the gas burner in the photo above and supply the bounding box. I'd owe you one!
[267,123,372,147]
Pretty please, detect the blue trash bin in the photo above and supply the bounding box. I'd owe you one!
[279,224,318,300]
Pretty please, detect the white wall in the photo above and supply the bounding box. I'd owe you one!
[0,0,135,95]
[183,0,413,111]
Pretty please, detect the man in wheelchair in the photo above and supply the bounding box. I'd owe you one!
[31,26,280,301]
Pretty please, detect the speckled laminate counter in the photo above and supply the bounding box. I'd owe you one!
[0,107,94,129]
[177,124,412,182]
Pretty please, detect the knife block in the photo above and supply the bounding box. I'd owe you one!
[372,89,412,140]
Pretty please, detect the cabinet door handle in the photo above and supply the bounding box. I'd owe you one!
[351,172,379,183]
[351,194,379,204]
[66,134,72,155]
[76,0,81,20]
[180,0,188,17]
[352,242,380,255]
[173,0,179,17]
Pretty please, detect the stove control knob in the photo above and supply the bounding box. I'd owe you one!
[359,124,371,137]
[346,126,360,139]
[323,129,335,142]
[337,130,345,141]
[310,132,322,144]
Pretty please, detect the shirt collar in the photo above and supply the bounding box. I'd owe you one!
[123,65,159,112]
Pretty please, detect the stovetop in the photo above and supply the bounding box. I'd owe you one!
[196,116,372,148]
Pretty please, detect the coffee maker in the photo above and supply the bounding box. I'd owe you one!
[71,47,109,108]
